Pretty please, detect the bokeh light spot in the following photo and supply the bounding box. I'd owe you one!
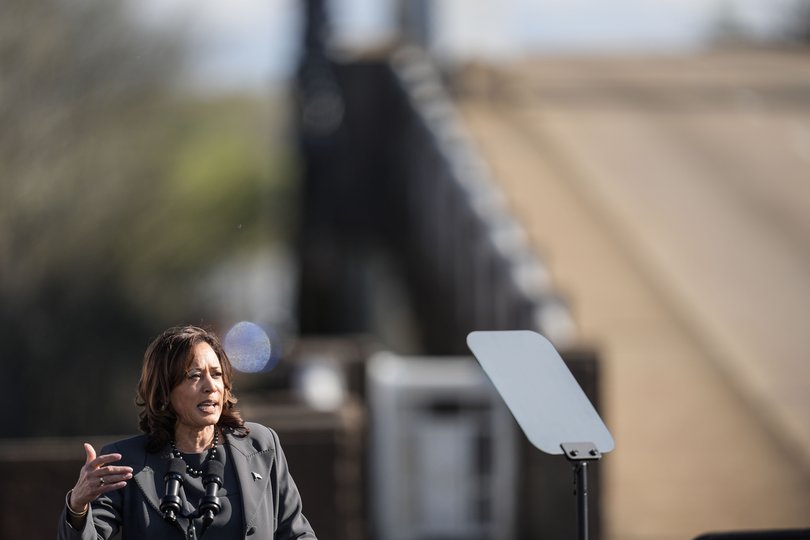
[223,321,275,373]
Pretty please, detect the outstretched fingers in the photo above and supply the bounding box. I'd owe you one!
[70,443,133,510]
[86,445,123,469]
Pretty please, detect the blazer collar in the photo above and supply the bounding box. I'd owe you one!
[226,430,276,534]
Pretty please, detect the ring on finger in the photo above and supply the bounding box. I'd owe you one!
[99,477,105,486]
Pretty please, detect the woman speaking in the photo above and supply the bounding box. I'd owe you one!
[58,325,317,539]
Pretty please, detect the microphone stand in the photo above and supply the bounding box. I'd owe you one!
[160,458,185,523]
[197,457,224,536]
[161,453,225,538]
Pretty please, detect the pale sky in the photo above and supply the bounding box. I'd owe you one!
[129,0,792,92]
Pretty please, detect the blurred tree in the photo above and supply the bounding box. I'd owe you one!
[0,0,292,437]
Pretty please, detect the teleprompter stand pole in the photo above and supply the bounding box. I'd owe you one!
[561,442,602,540]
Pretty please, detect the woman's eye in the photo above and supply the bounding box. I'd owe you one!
[213,372,223,378]
[188,373,201,380]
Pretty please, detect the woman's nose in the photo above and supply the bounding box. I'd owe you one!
[201,372,216,391]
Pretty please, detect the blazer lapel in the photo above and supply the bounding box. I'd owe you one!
[133,445,191,533]
[226,431,276,534]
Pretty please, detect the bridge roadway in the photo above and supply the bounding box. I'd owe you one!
[455,50,810,540]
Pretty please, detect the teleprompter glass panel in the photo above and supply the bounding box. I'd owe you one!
[467,330,614,455]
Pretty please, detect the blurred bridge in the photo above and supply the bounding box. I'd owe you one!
[295,3,810,537]
[294,6,601,534]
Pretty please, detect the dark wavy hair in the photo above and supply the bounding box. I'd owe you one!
[136,325,249,452]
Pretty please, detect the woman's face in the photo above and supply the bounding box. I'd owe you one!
[170,341,225,431]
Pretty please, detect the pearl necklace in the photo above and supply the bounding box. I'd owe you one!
[169,430,220,478]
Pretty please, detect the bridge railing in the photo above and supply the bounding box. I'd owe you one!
[385,46,575,351]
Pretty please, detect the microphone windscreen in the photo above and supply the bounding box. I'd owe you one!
[203,457,225,479]
[168,458,186,476]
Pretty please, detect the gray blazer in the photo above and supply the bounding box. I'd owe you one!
[57,422,317,539]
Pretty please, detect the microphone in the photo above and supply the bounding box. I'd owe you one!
[160,458,185,523]
[199,457,224,530]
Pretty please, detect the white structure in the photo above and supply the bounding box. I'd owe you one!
[368,352,517,540]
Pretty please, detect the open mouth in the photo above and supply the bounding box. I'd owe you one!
[197,400,219,413]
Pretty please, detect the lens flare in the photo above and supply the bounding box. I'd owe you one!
[223,321,275,373]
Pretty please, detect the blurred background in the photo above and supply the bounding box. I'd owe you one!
[1,0,809,539]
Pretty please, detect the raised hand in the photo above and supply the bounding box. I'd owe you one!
[68,443,133,514]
